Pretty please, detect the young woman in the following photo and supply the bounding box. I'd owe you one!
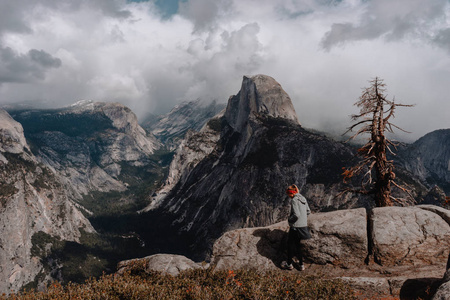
[281,184,311,271]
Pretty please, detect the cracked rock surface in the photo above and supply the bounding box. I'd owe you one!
[209,205,449,298]
[371,206,450,267]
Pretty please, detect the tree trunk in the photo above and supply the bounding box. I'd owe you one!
[374,136,392,207]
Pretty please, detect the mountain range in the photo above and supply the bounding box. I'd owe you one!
[0,74,448,293]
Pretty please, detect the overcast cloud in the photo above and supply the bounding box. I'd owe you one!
[0,0,449,142]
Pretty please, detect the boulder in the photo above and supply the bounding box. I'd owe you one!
[418,205,450,225]
[371,206,450,266]
[211,206,450,272]
[117,254,204,276]
[432,253,450,300]
[211,208,368,270]
[211,221,287,271]
[432,269,450,300]
[302,208,368,266]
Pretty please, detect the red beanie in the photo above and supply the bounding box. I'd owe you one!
[286,184,299,197]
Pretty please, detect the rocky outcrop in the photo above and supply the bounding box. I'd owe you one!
[432,253,450,300]
[210,205,449,298]
[371,206,450,266]
[8,101,162,212]
[146,74,370,259]
[211,221,286,271]
[225,75,300,128]
[117,254,205,276]
[211,206,450,270]
[302,208,368,266]
[143,115,223,211]
[210,208,367,270]
[142,100,225,150]
[0,108,94,294]
[397,129,450,194]
[433,269,450,300]
[0,110,30,156]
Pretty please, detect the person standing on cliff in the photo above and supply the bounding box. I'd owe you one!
[281,184,311,271]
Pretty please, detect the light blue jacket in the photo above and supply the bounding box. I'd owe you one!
[289,194,311,228]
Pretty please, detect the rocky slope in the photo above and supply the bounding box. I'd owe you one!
[141,100,225,150]
[8,101,163,214]
[397,129,450,195]
[145,75,375,259]
[0,109,94,294]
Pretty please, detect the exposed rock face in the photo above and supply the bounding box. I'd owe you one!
[0,110,30,156]
[224,75,300,134]
[142,100,225,150]
[117,254,205,276]
[371,206,450,266]
[211,221,286,271]
[433,270,450,300]
[144,115,223,211]
[302,208,368,266]
[8,101,162,211]
[397,129,450,194]
[147,74,369,259]
[432,254,450,300]
[211,206,450,270]
[211,209,368,270]
[0,108,94,294]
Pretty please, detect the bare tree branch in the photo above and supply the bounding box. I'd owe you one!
[341,77,414,207]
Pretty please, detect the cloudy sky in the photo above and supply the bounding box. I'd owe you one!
[0,0,449,141]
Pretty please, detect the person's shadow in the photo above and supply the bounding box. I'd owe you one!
[399,278,442,300]
[253,228,288,268]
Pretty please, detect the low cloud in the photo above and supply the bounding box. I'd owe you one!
[321,0,448,51]
[178,0,229,32]
[0,47,61,83]
[0,0,449,141]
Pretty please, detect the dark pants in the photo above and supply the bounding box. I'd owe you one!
[287,227,310,265]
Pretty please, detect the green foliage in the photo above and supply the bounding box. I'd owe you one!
[10,110,114,137]
[79,150,172,217]
[0,183,17,201]
[79,191,125,216]
[1,152,36,173]
[31,167,55,192]
[206,117,224,133]
[30,230,138,285]
[148,149,175,167]
[6,268,356,300]
[31,232,64,258]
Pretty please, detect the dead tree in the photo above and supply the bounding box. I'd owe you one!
[342,77,414,207]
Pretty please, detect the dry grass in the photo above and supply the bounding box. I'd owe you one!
[2,264,357,300]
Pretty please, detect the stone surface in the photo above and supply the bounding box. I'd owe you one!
[340,277,391,298]
[210,206,450,298]
[224,74,300,134]
[371,206,450,266]
[9,101,161,206]
[397,129,450,194]
[117,254,204,276]
[143,114,223,211]
[0,109,30,155]
[142,99,225,151]
[419,204,450,225]
[148,74,370,259]
[0,108,94,294]
[302,208,368,266]
[432,254,450,300]
[211,209,368,270]
[211,221,288,271]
